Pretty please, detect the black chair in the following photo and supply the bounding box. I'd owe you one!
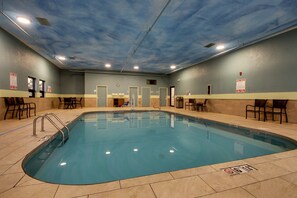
[16,97,36,117]
[15,97,29,120]
[74,97,83,108]
[266,100,288,124]
[196,99,208,111]
[185,99,196,110]
[58,97,65,109]
[246,99,267,121]
[4,97,17,120]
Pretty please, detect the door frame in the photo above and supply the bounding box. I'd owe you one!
[170,86,175,107]
[96,85,108,107]
[129,86,139,107]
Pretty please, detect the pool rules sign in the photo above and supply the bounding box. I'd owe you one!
[236,78,246,93]
[10,72,17,90]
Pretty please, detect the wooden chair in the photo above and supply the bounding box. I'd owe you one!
[266,100,288,124]
[196,99,208,111]
[4,97,17,120]
[58,97,65,109]
[246,99,267,121]
[185,99,196,110]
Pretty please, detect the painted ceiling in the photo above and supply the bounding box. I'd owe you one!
[1,0,297,74]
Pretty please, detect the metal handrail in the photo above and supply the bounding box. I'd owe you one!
[33,113,69,145]
[41,113,69,135]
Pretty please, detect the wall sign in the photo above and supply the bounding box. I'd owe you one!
[47,85,52,93]
[236,78,246,93]
[10,72,17,89]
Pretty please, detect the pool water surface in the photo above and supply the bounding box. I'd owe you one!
[23,111,297,184]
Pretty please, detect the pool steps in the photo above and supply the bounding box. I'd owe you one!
[33,113,69,146]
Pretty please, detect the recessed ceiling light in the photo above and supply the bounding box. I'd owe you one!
[16,16,31,25]
[56,55,66,61]
[169,149,175,153]
[216,45,225,50]
[133,148,138,152]
[170,65,176,69]
[133,65,139,70]
[105,151,111,155]
[59,162,67,166]
[105,64,111,68]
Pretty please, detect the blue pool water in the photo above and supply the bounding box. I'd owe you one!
[23,111,297,184]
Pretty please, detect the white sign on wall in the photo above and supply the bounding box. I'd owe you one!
[236,78,246,93]
[10,72,17,90]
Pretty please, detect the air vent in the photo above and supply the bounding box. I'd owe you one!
[204,43,215,48]
[36,17,51,26]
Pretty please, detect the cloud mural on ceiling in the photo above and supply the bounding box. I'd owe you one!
[1,0,297,74]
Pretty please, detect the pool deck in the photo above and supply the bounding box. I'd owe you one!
[1,107,297,198]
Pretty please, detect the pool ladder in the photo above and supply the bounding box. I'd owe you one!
[33,113,69,145]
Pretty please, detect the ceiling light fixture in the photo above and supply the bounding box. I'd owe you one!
[16,16,31,25]
[105,64,111,68]
[56,55,66,61]
[170,65,176,69]
[133,65,139,70]
[216,45,225,50]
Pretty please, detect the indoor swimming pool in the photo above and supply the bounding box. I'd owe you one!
[23,111,297,185]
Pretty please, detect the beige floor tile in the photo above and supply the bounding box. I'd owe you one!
[0,183,58,198]
[282,172,297,186]
[55,181,120,198]
[274,149,297,158]
[271,156,297,172]
[16,175,44,187]
[170,165,216,179]
[200,170,257,192]
[247,162,291,181]
[3,159,24,174]
[0,165,11,175]
[0,173,24,194]
[120,172,173,188]
[243,178,297,198]
[151,176,214,198]
[89,185,155,198]
[244,154,279,165]
[210,160,248,171]
[0,145,20,159]
[200,187,254,198]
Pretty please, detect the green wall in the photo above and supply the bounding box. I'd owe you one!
[0,28,60,94]
[169,28,297,95]
[60,70,85,94]
[85,72,169,95]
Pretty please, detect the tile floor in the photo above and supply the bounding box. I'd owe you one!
[1,107,297,198]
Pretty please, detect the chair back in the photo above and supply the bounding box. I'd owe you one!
[58,97,63,102]
[188,99,195,104]
[273,100,288,108]
[254,99,267,107]
[15,97,25,105]
[203,99,208,105]
[5,97,16,106]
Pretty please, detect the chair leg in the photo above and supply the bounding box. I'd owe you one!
[4,107,10,120]
[285,109,288,123]
[280,109,283,124]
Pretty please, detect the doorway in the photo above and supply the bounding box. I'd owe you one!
[129,87,138,107]
[97,85,107,107]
